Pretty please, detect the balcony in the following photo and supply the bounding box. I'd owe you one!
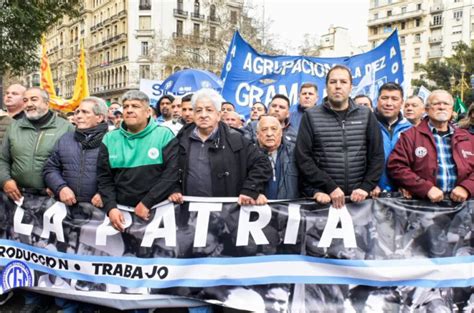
[208,15,221,24]
[118,10,127,18]
[430,21,443,29]
[139,3,151,10]
[135,29,155,38]
[428,50,443,59]
[173,32,184,39]
[191,12,205,21]
[367,9,425,26]
[173,9,188,18]
[429,36,442,43]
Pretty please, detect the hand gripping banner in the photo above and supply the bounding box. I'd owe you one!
[0,193,472,312]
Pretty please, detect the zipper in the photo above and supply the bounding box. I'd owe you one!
[78,147,85,198]
[32,131,44,171]
[342,119,349,193]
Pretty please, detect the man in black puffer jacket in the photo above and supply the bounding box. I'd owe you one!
[296,65,384,208]
[43,97,109,207]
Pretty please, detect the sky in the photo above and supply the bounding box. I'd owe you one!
[247,0,370,55]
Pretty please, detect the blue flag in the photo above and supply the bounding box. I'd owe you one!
[220,30,404,116]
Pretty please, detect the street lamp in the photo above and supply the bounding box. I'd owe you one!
[460,62,466,102]
[471,73,474,95]
[450,74,456,94]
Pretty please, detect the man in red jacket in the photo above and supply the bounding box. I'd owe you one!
[387,89,474,202]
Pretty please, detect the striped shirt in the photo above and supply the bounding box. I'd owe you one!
[429,122,457,192]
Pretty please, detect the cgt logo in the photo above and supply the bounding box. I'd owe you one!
[1,261,33,292]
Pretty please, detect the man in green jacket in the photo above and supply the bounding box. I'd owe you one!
[0,87,74,312]
[97,90,178,232]
[0,87,74,200]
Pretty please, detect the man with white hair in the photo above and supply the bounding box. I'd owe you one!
[43,97,109,207]
[404,95,425,126]
[169,88,271,206]
[388,89,474,202]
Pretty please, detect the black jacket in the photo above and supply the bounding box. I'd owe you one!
[295,98,384,195]
[174,122,272,199]
[43,131,102,202]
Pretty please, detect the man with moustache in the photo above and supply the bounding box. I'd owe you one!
[181,93,194,124]
[295,65,384,208]
[388,90,474,202]
[256,115,298,200]
[0,87,74,312]
[169,88,271,206]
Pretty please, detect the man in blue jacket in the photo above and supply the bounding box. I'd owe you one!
[43,96,109,207]
[372,82,412,196]
[256,115,299,200]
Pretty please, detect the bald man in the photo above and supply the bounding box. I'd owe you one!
[3,83,26,119]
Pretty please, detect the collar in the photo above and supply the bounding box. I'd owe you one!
[191,125,219,142]
[428,121,454,136]
[375,110,403,128]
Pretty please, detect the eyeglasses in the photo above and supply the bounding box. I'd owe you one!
[429,101,452,107]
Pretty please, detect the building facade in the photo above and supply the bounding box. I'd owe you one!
[318,26,367,57]
[45,0,244,103]
[368,0,473,94]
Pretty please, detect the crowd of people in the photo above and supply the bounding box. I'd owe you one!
[0,63,473,312]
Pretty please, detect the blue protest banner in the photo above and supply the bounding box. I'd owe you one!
[220,30,404,116]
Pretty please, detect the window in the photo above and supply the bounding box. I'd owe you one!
[414,63,420,71]
[139,16,151,30]
[383,24,392,33]
[414,33,421,42]
[387,10,392,17]
[176,20,183,36]
[177,0,183,11]
[416,3,421,10]
[210,26,216,40]
[400,36,405,44]
[372,27,378,35]
[372,0,379,8]
[453,10,463,19]
[374,13,379,19]
[401,6,406,13]
[433,14,442,25]
[401,21,406,29]
[194,0,200,14]
[192,48,200,62]
[139,65,150,79]
[415,18,421,27]
[414,48,420,57]
[230,11,237,24]
[209,50,216,65]
[210,4,216,19]
[141,41,149,56]
[193,23,200,37]
[139,0,151,10]
[122,45,126,58]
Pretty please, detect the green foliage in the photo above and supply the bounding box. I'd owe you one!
[0,0,81,75]
[412,42,473,103]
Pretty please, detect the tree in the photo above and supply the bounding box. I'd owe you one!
[0,0,81,76]
[412,42,473,103]
[298,33,321,56]
[159,0,281,78]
